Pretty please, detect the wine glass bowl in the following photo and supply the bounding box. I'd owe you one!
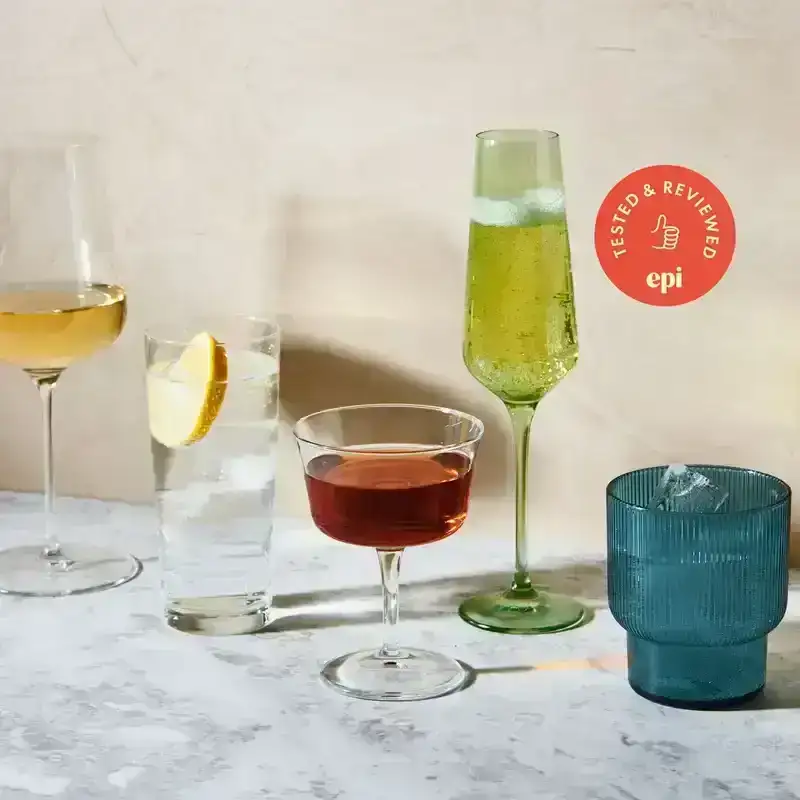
[294,403,484,701]
[0,138,140,596]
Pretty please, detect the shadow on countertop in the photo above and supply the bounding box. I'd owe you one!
[266,568,800,711]
[740,619,800,711]
[267,560,607,633]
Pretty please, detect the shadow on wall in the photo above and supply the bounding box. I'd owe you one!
[277,194,468,323]
[276,192,511,497]
[791,529,800,569]
[278,333,511,496]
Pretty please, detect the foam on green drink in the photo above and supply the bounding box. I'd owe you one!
[463,191,578,405]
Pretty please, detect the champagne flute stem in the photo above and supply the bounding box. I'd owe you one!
[506,403,538,596]
[377,549,403,659]
[36,376,69,566]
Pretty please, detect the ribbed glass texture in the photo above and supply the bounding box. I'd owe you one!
[607,465,791,709]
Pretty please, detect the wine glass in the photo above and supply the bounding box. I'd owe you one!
[0,137,141,596]
[459,129,589,634]
[294,403,483,701]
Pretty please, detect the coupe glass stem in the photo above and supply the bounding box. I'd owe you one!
[507,403,538,597]
[36,376,69,567]
[377,549,403,658]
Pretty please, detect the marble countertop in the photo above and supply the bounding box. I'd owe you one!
[1,492,800,800]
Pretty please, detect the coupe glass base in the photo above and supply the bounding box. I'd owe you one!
[0,544,142,597]
[458,588,590,634]
[321,647,470,702]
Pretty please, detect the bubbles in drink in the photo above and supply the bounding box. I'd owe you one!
[465,188,577,404]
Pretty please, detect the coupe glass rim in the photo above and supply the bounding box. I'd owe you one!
[293,402,485,454]
[606,464,792,515]
[144,315,279,347]
[476,129,559,142]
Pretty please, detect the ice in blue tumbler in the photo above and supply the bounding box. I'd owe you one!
[607,465,791,709]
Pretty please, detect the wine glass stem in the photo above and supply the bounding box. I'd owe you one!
[507,403,537,595]
[377,549,403,659]
[36,377,66,564]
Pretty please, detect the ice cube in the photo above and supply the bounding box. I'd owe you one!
[160,482,216,520]
[222,455,275,491]
[647,464,729,513]
[225,351,279,383]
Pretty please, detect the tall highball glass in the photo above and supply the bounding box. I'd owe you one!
[146,316,280,635]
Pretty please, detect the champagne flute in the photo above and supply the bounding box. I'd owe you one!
[0,137,141,596]
[459,129,589,634]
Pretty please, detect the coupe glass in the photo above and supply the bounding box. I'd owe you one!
[0,138,140,595]
[294,403,483,701]
[460,129,589,633]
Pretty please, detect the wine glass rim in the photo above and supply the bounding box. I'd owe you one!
[606,464,792,515]
[476,129,560,142]
[0,132,100,152]
[144,315,279,346]
[293,402,485,453]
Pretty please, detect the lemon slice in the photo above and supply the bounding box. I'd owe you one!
[147,332,228,448]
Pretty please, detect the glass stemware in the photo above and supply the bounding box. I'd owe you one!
[459,129,589,634]
[294,403,483,701]
[0,137,140,595]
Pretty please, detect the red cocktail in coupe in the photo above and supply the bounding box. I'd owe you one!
[294,403,483,703]
[305,450,473,549]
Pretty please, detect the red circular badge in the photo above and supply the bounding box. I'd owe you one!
[594,165,736,306]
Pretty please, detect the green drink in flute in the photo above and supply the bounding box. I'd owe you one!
[460,129,589,634]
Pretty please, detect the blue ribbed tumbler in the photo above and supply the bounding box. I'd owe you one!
[607,465,791,709]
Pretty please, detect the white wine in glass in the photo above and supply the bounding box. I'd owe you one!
[0,139,141,596]
[0,282,126,376]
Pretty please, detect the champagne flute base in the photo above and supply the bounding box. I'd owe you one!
[0,544,142,597]
[458,588,591,634]
[320,647,470,702]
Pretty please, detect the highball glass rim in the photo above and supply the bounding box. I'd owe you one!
[606,464,792,516]
[144,314,279,347]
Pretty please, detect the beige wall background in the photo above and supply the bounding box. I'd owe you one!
[0,0,797,554]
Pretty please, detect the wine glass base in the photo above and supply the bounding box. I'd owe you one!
[0,544,143,597]
[458,589,591,634]
[320,647,471,702]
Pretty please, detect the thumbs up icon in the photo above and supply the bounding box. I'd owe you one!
[651,214,680,250]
